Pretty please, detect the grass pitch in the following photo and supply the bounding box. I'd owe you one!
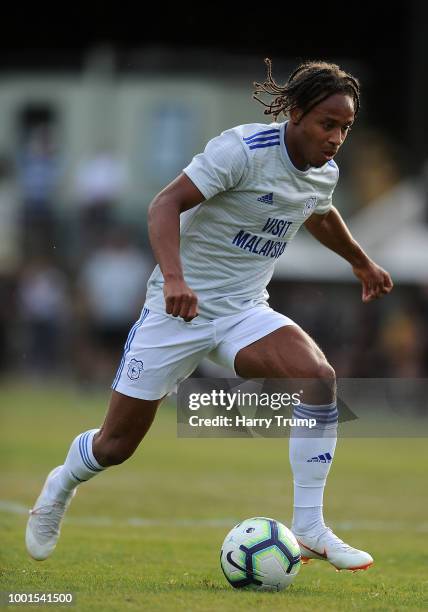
[0,381,427,611]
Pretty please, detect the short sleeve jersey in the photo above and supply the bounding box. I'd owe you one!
[145,121,339,319]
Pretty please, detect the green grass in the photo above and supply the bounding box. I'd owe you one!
[0,381,427,610]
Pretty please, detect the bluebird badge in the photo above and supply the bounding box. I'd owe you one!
[303,196,317,217]
[127,359,144,380]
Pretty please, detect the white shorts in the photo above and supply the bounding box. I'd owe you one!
[112,305,295,400]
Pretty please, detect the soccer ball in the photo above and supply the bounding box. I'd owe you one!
[220,517,301,591]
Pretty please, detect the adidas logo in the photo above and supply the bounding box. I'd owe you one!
[307,452,333,463]
[257,192,274,204]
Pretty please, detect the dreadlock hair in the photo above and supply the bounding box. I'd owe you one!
[253,58,360,122]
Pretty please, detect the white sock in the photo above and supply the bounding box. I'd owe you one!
[47,429,106,503]
[289,402,338,536]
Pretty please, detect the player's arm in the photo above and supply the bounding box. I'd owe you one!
[304,206,393,302]
[148,173,205,321]
[149,128,248,320]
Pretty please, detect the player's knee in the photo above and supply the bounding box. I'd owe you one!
[316,360,336,383]
[313,360,336,399]
[294,358,335,383]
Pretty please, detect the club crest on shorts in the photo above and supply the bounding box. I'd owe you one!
[127,358,144,380]
[303,196,317,217]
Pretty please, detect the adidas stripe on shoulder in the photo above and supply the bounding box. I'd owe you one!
[243,128,280,150]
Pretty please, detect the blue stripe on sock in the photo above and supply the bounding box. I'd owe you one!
[112,307,150,390]
[79,432,102,472]
[71,470,87,483]
[294,406,337,416]
[293,404,338,425]
[84,432,103,471]
[78,433,94,472]
[299,402,337,410]
[293,404,337,415]
[293,407,338,417]
[294,403,337,412]
[293,411,338,423]
[78,433,95,472]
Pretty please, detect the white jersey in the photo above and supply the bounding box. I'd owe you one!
[145,121,339,320]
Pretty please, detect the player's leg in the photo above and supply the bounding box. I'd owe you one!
[234,324,373,571]
[26,391,161,561]
[234,325,337,538]
[212,308,372,571]
[26,308,216,560]
[93,390,160,466]
[52,390,162,497]
[234,323,335,401]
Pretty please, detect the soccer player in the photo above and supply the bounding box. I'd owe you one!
[26,58,393,570]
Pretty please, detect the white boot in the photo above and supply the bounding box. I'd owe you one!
[26,466,76,561]
[296,528,373,571]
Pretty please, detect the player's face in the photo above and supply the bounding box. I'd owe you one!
[293,93,355,168]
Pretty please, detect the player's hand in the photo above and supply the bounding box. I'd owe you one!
[352,260,393,303]
[163,278,199,321]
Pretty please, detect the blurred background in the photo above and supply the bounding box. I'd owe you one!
[1,2,428,388]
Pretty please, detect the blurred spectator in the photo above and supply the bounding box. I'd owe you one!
[346,129,403,209]
[416,285,428,377]
[74,147,129,250]
[0,154,20,272]
[0,154,20,372]
[348,305,389,377]
[16,125,61,256]
[18,257,69,376]
[74,226,152,386]
[379,309,425,377]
